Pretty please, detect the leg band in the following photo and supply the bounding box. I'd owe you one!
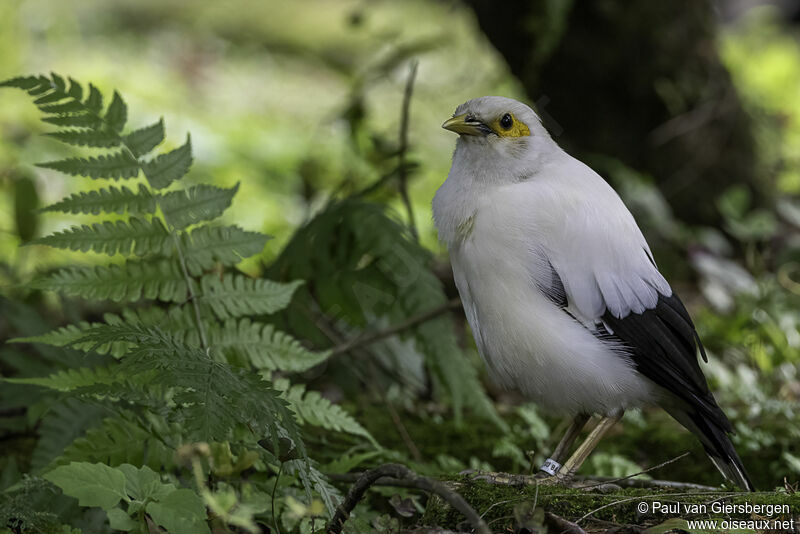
[539,457,561,476]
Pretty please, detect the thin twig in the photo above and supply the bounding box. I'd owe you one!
[330,298,461,356]
[575,491,741,525]
[271,463,283,534]
[572,451,691,490]
[575,475,716,491]
[326,464,490,534]
[397,60,419,241]
[370,364,423,462]
[309,300,423,460]
[166,225,209,349]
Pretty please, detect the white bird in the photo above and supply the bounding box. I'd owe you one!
[433,96,753,490]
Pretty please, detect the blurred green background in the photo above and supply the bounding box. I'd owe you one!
[3,0,800,500]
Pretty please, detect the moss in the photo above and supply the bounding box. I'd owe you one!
[421,475,800,531]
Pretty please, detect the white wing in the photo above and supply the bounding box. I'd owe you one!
[529,156,671,323]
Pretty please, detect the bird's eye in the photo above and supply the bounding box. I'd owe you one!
[500,113,513,130]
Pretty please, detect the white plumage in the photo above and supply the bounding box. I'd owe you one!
[433,96,753,490]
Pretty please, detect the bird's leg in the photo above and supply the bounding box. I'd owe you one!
[556,411,623,482]
[537,413,590,477]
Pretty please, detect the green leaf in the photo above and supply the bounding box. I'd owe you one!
[143,135,192,189]
[116,464,175,501]
[85,83,103,112]
[208,318,329,372]
[124,119,165,157]
[41,113,102,128]
[105,91,127,133]
[30,398,109,471]
[1,75,47,90]
[200,274,302,319]
[37,150,140,180]
[40,185,158,215]
[31,217,171,256]
[277,380,378,447]
[11,321,132,357]
[43,129,120,148]
[146,489,209,534]
[160,183,238,229]
[59,416,176,471]
[43,462,129,510]
[106,508,137,531]
[5,366,115,392]
[31,260,188,302]
[182,225,270,275]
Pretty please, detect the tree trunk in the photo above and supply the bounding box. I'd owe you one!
[464,0,763,226]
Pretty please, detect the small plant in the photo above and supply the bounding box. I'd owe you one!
[1,73,377,533]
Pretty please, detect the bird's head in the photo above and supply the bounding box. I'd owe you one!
[442,96,555,173]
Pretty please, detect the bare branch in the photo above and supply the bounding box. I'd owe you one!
[398,60,419,240]
[330,298,461,356]
[326,464,490,534]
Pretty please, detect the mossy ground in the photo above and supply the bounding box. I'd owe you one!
[421,476,800,532]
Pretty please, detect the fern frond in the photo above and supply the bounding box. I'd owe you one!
[104,91,127,133]
[31,260,188,302]
[285,460,342,516]
[182,225,270,275]
[31,399,109,472]
[37,151,140,180]
[5,366,116,392]
[11,322,90,347]
[277,380,378,447]
[124,119,165,156]
[143,135,192,189]
[73,324,306,449]
[40,185,158,215]
[11,306,198,357]
[30,217,171,256]
[207,319,329,372]
[160,183,239,229]
[43,129,120,148]
[58,416,175,471]
[200,274,302,319]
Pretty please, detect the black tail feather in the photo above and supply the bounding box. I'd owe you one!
[666,407,754,491]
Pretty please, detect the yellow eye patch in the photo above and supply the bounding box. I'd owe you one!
[491,113,530,138]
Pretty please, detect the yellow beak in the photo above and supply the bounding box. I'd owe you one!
[442,113,490,136]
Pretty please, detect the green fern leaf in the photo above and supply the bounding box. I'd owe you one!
[277,380,378,447]
[31,399,109,472]
[31,259,188,302]
[85,83,103,112]
[143,135,192,189]
[5,366,115,392]
[38,100,86,114]
[43,129,120,148]
[10,320,133,357]
[124,118,165,157]
[160,183,238,229]
[37,150,139,180]
[31,217,171,256]
[104,91,127,133]
[285,461,342,516]
[58,416,175,471]
[75,325,305,448]
[208,319,329,372]
[41,113,102,128]
[183,225,270,275]
[0,75,47,91]
[200,274,302,319]
[40,184,158,215]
